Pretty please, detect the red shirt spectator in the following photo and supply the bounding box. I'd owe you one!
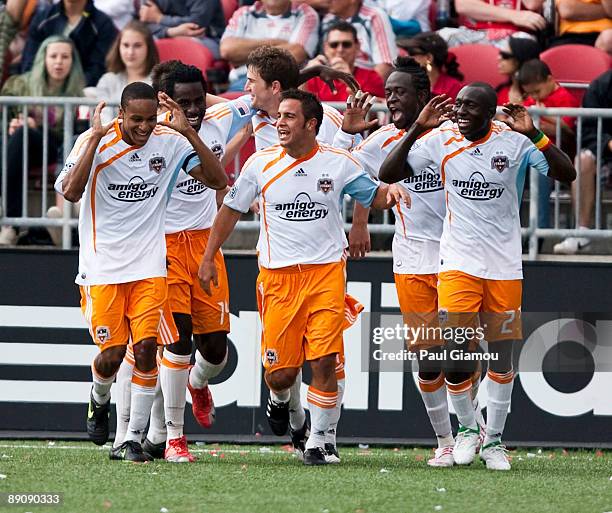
[306,66,385,101]
[523,85,579,130]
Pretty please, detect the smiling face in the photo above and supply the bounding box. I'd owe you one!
[454,86,496,141]
[384,71,423,130]
[276,98,317,149]
[119,29,148,72]
[172,82,206,132]
[245,66,278,113]
[119,98,158,147]
[45,42,73,84]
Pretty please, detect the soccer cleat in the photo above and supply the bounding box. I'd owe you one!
[109,445,123,461]
[116,440,153,463]
[188,382,216,428]
[303,447,328,466]
[453,425,480,465]
[290,420,310,461]
[164,436,196,463]
[86,390,110,446]
[142,438,166,460]
[266,396,289,436]
[324,443,341,464]
[427,446,454,467]
[480,441,511,471]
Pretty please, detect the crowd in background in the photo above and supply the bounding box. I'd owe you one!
[0,0,610,253]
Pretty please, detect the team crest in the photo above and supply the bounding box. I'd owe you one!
[265,349,278,366]
[491,154,509,173]
[438,310,448,326]
[210,142,224,160]
[317,174,334,194]
[96,326,111,344]
[149,154,166,174]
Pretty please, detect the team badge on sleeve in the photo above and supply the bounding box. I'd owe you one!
[491,154,509,173]
[317,174,334,194]
[149,154,167,174]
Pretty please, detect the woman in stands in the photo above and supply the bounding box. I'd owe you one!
[93,20,159,123]
[0,35,85,245]
[496,36,541,105]
[401,32,464,100]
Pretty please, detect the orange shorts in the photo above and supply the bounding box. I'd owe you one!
[166,229,230,334]
[394,273,440,348]
[437,270,522,342]
[80,277,178,351]
[257,261,345,372]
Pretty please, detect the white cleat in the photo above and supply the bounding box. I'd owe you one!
[427,446,454,467]
[480,441,511,471]
[453,425,480,465]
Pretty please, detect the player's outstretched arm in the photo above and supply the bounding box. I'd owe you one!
[61,102,113,203]
[158,92,228,190]
[298,64,360,94]
[502,103,576,183]
[198,205,242,295]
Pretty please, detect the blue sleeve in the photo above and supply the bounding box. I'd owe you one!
[225,95,257,142]
[166,151,200,204]
[342,174,379,207]
[527,145,550,176]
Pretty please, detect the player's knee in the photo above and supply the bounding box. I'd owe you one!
[195,332,228,364]
[579,151,596,178]
[444,370,472,385]
[488,340,514,374]
[132,338,158,371]
[266,367,299,391]
[168,336,192,356]
[310,354,337,379]
[97,345,127,375]
[418,369,442,382]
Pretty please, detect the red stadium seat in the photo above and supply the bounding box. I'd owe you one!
[450,44,506,88]
[155,38,215,73]
[221,0,238,24]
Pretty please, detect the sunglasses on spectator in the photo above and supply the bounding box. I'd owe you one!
[328,41,354,49]
[499,51,514,59]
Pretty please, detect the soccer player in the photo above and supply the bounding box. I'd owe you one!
[198,89,393,465]
[333,56,483,467]
[55,82,227,462]
[379,83,576,470]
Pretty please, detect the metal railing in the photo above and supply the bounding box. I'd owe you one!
[1,96,610,256]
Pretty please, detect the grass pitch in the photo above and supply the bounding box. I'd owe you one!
[0,441,610,513]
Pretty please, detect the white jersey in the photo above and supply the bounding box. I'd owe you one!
[224,143,380,269]
[411,120,549,280]
[334,124,445,275]
[163,97,254,233]
[55,121,200,285]
[252,103,343,151]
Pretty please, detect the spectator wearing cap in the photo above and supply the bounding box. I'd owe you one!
[304,21,385,101]
[495,36,541,104]
[552,0,612,54]
[321,0,398,80]
[401,32,464,100]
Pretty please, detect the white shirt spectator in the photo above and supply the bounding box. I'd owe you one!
[369,0,431,32]
[94,0,135,30]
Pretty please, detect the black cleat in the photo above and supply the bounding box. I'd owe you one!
[266,396,289,436]
[116,441,153,462]
[303,447,328,466]
[290,420,310,461]
[86,390,110,446]
[109,445,123,460]
[142,438,166,460]
[324,443,341,464]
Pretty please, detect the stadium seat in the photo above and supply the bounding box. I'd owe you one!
[155,38,215,73]
[221,0,239,24]
[450,44,506,88]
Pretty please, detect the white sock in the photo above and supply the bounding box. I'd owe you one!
[147,379,166,445]
[484,370,514,446]
[189,349,227,389]
[161,352,191,442]
[270,388,290,403]
[305,386,337,450]
[446,379,477,430]
[112,356,133,448]
[418,374,453,447]
[124,367,158,444]
[325,378,344,446]
[288,370,306,430]
[91,362,115,404]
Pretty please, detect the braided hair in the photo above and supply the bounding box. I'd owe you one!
[392,56,431,102]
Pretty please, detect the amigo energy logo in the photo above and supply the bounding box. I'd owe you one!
[452,171,504,200]
[403,165,443,193]
[275,192,329,221]
[107,176,159,202]
[176,177,208,196]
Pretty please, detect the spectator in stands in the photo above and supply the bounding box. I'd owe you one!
[93,20,159,123]
[401,32,464,100]
[438,0,547,47]
[304,21,385,101]
[0,35,85,246]
[518,59,579,230]
[553,70,611,254]
[372,0,431,37]
[20,0,116,87]
[552,0,612,54]
[495,36,541,104]
[321,0,398,80]
[94,0,136,30]
[221,0,319,91]
[139,0,226,59]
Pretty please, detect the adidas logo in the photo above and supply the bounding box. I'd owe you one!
[294,168,307,177]
[129,152,142,163]
[471,147,482,157]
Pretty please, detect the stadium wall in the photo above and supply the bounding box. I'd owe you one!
[0,249,611,448]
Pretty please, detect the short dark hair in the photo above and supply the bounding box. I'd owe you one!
[517,59,552,86]
[246,46,300,90]
[151,60,208,98]
[120,81,157,109]
[392,56,431,100]
[324,20,358,41]
[280,89,324,134]
[466,81,498,112]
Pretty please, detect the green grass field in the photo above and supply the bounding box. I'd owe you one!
[0,441,610,513]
